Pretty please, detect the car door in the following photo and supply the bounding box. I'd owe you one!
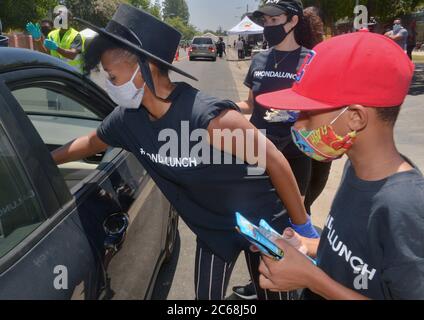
[0,80,99,299]
[0,66,173,299]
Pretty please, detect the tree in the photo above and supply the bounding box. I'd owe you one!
[128,0,150,10]
[165,16,199,40]
[215,26,227,36]
[150,0,162,19]
[64,0,124,27]
[65,0,161,29]
[128,0,162,19]
[259,0,424,32]
[162,0,190,24]
[0,0,59,31]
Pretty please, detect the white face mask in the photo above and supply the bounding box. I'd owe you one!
[105,65,145,109]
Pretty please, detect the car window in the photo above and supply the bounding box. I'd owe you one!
[192,38,213,45]
[0,124,45,259]
[13,86,100,120]
[12,86,119,192]
[12,87,101,146]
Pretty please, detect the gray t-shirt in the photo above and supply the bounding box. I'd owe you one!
[97,82,289,262]
[391,27,408,51]
[305,159,424,300]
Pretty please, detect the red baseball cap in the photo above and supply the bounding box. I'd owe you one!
[256,29,415,111]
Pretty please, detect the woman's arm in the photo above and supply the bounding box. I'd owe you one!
[52,130,108,165]
[208,109,308,225]
[236,90,254,115]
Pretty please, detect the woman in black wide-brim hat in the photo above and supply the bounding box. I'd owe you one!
[52,4,317,300]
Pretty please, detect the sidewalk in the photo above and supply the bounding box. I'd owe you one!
[226,49,346,229]
[226,48,251,102]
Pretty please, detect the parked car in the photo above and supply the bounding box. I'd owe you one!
[189,37,217,61]
[0,48,179,300]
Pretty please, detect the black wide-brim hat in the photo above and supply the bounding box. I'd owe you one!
[75,3,197,82]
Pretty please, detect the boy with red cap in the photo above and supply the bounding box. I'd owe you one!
[253,29,424,299]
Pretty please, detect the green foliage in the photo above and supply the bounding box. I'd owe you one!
[162,0,189,24]
[161,0,199,39]
[149,0,162,19]
[63,0,124,27]
[128,0,151,10]
[0,0,59,31]
[165,15,199,40]
[259,0,424,25]
[128,0,162,19]
[0,0,164,31]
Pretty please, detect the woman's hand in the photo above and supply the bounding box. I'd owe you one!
[289,216,320,239]
[251,227,320,259]
[52,130,108,165]
[281,227,321,258]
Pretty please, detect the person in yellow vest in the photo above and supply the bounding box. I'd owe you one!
[26,11,85,72]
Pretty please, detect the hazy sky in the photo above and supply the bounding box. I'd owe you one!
[184,0,262,32]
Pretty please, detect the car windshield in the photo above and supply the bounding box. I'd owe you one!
[192,38,213,45]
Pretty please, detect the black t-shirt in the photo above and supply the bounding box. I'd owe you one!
[305,159,424,300]
[97,82,289,262]
[244,47,304,157]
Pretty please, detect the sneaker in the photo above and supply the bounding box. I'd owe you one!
[232,282,258,300]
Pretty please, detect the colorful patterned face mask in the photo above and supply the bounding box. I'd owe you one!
[291,107,357,162]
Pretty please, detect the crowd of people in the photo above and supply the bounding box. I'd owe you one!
[2,0,423,300]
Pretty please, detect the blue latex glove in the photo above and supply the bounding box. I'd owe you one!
[44,39,59,51]
[26,22,42,40]
[289,216,320,239]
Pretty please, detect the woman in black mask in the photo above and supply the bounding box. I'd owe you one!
[234,1,331,300]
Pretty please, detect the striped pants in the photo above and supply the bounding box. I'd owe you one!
[194,239,296,300]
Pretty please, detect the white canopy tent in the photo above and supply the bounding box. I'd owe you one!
[228,16,264,35]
